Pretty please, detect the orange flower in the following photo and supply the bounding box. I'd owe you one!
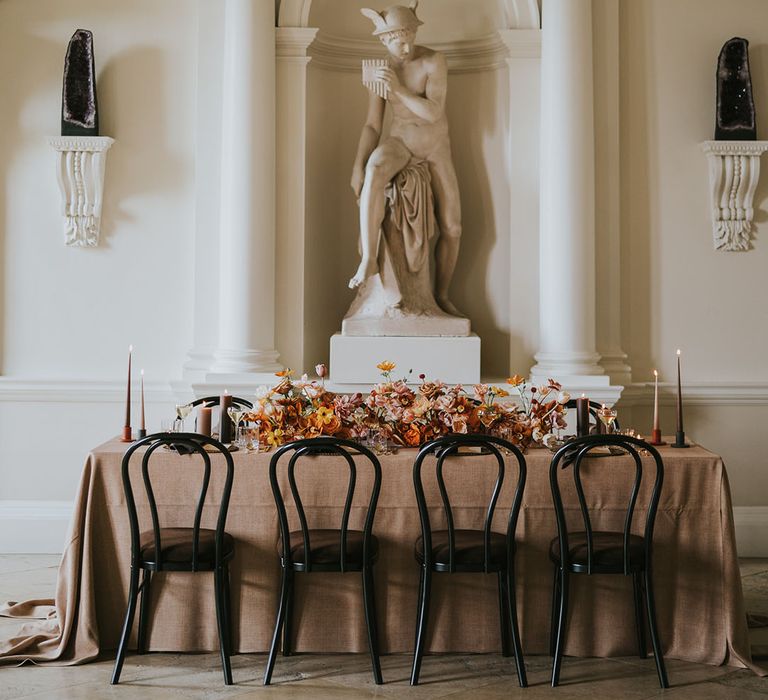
[492,386,510,398]
[376,361,396,373]
[403,424,422,447]
[506,374,525,387]
[322,414,342,435]
[275,368,294,378]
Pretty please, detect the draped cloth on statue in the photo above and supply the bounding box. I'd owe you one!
[387,160,435,274]
[342,159,470,336]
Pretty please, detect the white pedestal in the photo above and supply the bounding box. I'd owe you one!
[330,333,481,387]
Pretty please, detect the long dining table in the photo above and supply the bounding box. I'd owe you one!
[0,436,757,673]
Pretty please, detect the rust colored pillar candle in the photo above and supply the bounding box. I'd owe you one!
[219,391,233,443]
[198,404,212,437]
[576,394,590,437]
[121,345,133,442]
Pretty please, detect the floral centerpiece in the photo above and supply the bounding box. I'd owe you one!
[243,362,570,451]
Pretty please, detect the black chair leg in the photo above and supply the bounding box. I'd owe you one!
[497,571,511,657]
[505,566,527,688]
[362,565,383,684]
[214,566,233,685]
[264,567,291,685]
[410,565,432,686]
[632,571,647,659]
[643,568,669,688]
[223,563,233,656]
[111,565,140,685]
[282,569,294,657]
[551,568,569,687]
[137,569,152,654]
[549,564,560,657]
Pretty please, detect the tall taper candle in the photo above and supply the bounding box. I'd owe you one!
[138,369,146,439]
[121,345,133,442]
[671,349,689,447]
[650,369,665,445]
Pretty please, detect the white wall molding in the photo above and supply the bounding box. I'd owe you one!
[619,381,768,406]
[733,507,768,557]
[309,31,525,74]
[0,501,73,554]
[0,378,177,403]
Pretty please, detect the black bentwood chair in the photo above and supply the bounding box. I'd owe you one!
[548,434,669,688]
[263,437,383,686]
[110,433,236,686]
[410,433,527,687]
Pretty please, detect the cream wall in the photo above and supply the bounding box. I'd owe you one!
[1,0,767,553]
[618,0,768,513]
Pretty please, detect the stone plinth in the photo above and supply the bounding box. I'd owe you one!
[330,333,480,386]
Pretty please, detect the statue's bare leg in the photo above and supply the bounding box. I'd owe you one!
[428,152,463,316]
[349,139,411,289]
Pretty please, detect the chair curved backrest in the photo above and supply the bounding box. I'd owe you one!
[121,432,235,572]
[549,434,664,575]
[564,398,621,432]
[190,395,253,409]
[413,433,527,574]
[269,437,382,573]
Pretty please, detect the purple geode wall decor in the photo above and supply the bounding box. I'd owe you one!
[61,29,99,136]
[715,37,756,140]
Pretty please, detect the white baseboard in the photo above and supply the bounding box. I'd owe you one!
[733,506,768,558]
[0,500,72,554]
[1,500,766,558]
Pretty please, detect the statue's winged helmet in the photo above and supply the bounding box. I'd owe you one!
[361,1,423,36]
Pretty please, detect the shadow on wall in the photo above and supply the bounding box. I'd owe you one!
[447,70,510,378]
[98,46,186,250]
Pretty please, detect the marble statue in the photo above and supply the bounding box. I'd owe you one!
[343,1,469,336]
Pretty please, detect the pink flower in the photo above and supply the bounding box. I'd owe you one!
[315,363,328,378]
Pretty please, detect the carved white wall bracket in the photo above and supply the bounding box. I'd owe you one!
[49,135,114,247]
[700,140,768,251]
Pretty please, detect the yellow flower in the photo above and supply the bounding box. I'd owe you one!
[377,361,396,373]
[492,387,510,397]
[275,368,293,378]
[266,428,284,446]
[506,374,525,387]
[315,406,335,425]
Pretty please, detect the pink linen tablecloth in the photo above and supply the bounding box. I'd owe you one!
[0,438,760,674]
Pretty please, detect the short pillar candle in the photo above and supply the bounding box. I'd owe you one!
[576,394,590,437]
[198,404,212,437]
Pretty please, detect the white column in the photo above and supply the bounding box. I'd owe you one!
[210,0,281,378]
[275,27,318,373]
[531,0,615,398]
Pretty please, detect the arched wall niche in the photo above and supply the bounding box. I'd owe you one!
[275,0,541,379]
[277,0,541,31]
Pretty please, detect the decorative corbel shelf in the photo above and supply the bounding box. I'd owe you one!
[700,140,768,251]
[50,135,114,247]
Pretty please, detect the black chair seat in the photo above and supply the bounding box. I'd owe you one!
[278,529,379,568]
[140,528,235,567]
[415,529,508,570]
[549,530,646,572]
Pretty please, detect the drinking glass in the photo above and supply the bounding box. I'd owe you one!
[175,403,192,432]
[242,423,260,452]
[597,406,618,434]
[227,406,247,445]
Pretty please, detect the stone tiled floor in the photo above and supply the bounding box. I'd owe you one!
[0,555,766,699]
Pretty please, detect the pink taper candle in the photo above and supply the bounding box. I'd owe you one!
[676,350,683,433]
[653,369,659,432]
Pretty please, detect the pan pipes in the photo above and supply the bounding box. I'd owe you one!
[362,59,389,99]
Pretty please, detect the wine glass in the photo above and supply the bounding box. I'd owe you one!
[227,406,247,445]
[597,405,618,434]
[175,403,192,432]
